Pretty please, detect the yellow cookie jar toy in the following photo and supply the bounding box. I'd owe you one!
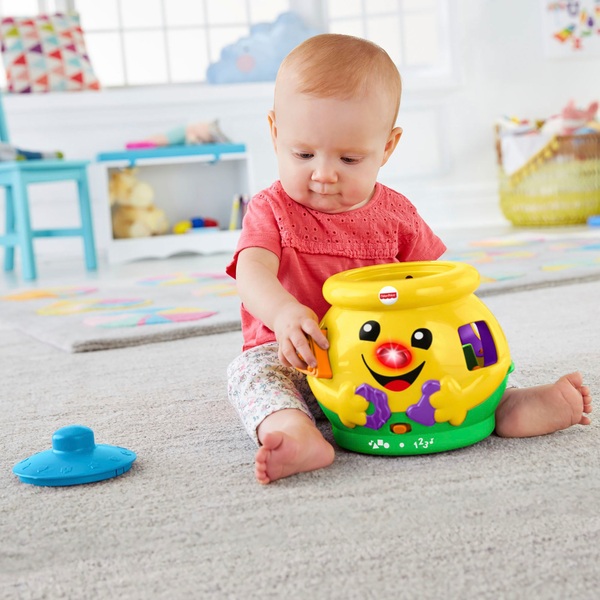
[301,261,513,455]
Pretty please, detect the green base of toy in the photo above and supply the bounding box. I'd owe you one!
[320,367,513,456]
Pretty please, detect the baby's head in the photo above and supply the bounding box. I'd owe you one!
[275,34,402,131]
[270,34,403,214]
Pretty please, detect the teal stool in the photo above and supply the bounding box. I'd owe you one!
[0,94,97,281]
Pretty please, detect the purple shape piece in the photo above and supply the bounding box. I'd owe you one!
[458,323,483,357]
[476,322,498,367]
[355,383,391,430]
[458,321,499,367]
[406,379,441,426]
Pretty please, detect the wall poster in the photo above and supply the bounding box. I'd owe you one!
[542,0,600,56]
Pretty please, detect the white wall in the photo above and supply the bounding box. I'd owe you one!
[2,0,599,261]
[442,0,600,187]
[393,0,600,228]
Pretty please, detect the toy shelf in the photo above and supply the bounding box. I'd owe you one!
[91,143,251,264]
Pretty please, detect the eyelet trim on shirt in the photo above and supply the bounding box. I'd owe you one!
[263,182,422,259]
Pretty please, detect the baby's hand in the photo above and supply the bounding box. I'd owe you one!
[273,302,329,370]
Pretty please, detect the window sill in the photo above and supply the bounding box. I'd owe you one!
[3,81,276,114]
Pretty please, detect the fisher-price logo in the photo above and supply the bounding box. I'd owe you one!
[379,286,398,305]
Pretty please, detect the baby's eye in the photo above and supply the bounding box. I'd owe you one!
[294,152,313,160]
[341,157,359,164]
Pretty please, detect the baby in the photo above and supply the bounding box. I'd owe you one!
[226,34,592,484]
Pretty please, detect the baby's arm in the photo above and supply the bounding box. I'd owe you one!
[236,247,328,369]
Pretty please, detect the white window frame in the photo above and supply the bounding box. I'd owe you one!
[69,0,292,87]
[0,0,459,92]
[0,0,71,14]
[293,0,460,91]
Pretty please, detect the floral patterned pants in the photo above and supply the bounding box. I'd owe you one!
[227,342,322,445]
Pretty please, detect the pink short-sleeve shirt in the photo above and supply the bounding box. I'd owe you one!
[226,181,446,351]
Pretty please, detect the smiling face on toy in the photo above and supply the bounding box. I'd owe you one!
[358,319,431,394]
[325,310,452,413]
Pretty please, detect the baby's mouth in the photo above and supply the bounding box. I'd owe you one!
[361,356,425,392]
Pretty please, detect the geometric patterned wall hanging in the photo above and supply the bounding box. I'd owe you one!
[0,13,100,93]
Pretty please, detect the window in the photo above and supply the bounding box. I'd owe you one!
[0,0,63,16]
[0,0,455,90]
[75,0,290,86]
[324,0,456,88]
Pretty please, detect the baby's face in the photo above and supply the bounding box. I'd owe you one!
[269,85,400,214]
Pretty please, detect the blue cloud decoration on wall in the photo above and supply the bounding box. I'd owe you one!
[206,12,318,84]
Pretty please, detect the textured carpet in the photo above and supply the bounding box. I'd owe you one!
[0,272,239,352]
[1,279,599,599]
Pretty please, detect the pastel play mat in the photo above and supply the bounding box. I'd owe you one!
[0,273,238,352]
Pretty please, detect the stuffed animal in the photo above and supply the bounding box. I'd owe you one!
[109,168,169,239]
[541,100,599,135]
[125,120,231,149]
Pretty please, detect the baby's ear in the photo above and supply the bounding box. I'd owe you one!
[382,127,403,165]
[268,110,278,147]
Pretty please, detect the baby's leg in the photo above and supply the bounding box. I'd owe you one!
[495,372,592,438]
[227,343,334,484]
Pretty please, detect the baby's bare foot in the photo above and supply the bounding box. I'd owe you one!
[496,372,592,438]
[255,419,334,484]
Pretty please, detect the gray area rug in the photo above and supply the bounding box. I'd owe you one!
[0,272,240,352]
[1,279,599,599]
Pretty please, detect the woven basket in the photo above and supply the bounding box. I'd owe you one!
[496,131,600,226]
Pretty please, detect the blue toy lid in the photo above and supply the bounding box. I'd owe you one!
[13,425,136,487]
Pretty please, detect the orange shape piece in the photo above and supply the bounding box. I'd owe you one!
[297,329,333,379]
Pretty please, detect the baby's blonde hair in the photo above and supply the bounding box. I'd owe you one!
[276,34,402,128]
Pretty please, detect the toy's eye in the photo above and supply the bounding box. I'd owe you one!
[411,328,432,349]
[359,320,380,342]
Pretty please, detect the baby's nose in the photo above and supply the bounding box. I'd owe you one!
[311,162,337,183]
[375,342,412,369]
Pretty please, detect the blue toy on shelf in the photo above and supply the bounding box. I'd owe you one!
[13,425,136,487]
[206,12,317,84]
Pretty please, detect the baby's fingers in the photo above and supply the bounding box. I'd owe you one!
[280,335,317,369]
[302,320,329,350]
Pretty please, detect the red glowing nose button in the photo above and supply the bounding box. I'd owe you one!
[375,343,411,369]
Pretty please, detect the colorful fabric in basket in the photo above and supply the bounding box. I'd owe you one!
[0,13,100,93]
